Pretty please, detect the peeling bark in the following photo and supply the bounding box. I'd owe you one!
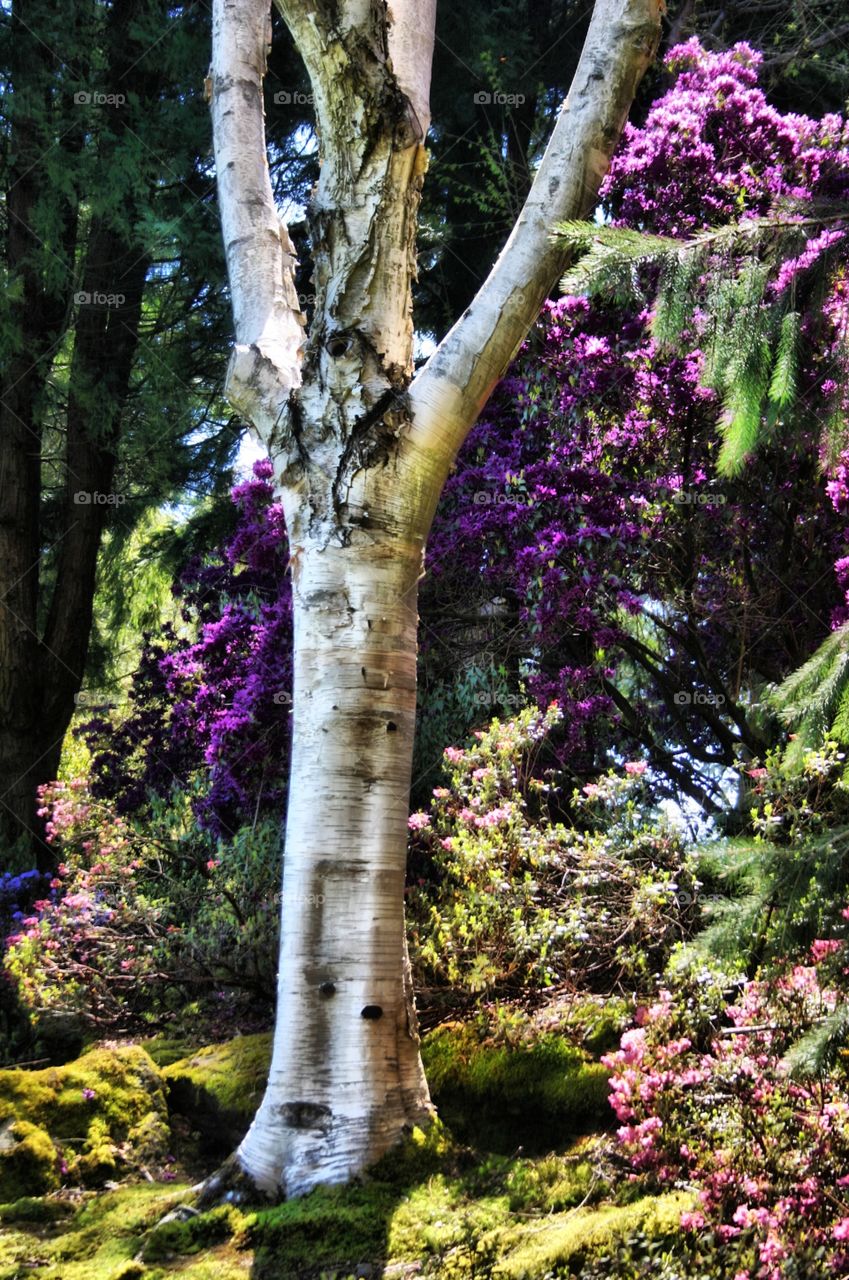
[209,0,662,1198]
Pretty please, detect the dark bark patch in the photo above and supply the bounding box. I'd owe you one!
[278,1102,332,1132]
[361,1005,383,1021]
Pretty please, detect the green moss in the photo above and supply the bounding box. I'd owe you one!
[163,1034,271,1153]
[0,1119,59,1199]
[502,1148,604,1214]
[0,1046,170,1189]
[140,1204,244,1263]
[0,1195,74,1224]
[244,1182,397,1279]
[139,1036,195,1069]
[144,1247,249,1280]
[0,1182,191,1280]
[491,1190,697,1278]
[367,1118,455,1185]
[422,1024,610,1153]
[387,1175,510,1265]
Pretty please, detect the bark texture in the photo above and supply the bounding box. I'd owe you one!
[209,0,662,1198]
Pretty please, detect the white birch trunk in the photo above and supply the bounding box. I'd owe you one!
[207,0,662,1199]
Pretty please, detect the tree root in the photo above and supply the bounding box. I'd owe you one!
[194,1152,279,1208]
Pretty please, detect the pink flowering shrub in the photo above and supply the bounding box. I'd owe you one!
[407,705,698,995]
[602,943,849,1278]
[4,779,282,1034]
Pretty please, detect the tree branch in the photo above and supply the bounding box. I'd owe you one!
[210,0,305,445]
[407,0,663,470]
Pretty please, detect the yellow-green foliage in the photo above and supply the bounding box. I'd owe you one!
[422,1022,610,1152]
[163,1033,271,1152]
[0,1046,169,1196]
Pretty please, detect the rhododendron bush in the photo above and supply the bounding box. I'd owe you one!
[4,779,282,1034]
[407,704,700,996]
[602,945,849,1278]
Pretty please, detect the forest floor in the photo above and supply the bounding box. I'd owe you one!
[0,997,687,1279]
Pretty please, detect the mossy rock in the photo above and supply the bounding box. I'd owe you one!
[0,1045,170,1192]
[0,1118,59,1199]
[163,1034,271,1154]
[139,1036,195,1069]
[421,1023,611,1153]
[244,1182,399,1279]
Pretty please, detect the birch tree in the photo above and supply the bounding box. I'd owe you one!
[206,0,661,1201]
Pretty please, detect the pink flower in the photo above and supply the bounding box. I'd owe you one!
[624,761,647,775]
[834,1219,849,1241]
[443,747,465,763]
[407,812,430,830]
[811,938,841,963]
[583,783,602,797]
[746,767,768,779]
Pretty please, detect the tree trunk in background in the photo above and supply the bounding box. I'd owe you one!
[0,0,81,865]
[208,0,661,1197]
[0,0,155,869]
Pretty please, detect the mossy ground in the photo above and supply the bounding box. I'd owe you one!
[0,1015,695,1279]
[0,1131,694,1280]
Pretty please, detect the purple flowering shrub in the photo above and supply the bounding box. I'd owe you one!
[3,778,282,1034]
[407,704,699,996]
[421,41,849,809]
[603,40,849,235]
[602,947,849,1279]
[82,459,293,837]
